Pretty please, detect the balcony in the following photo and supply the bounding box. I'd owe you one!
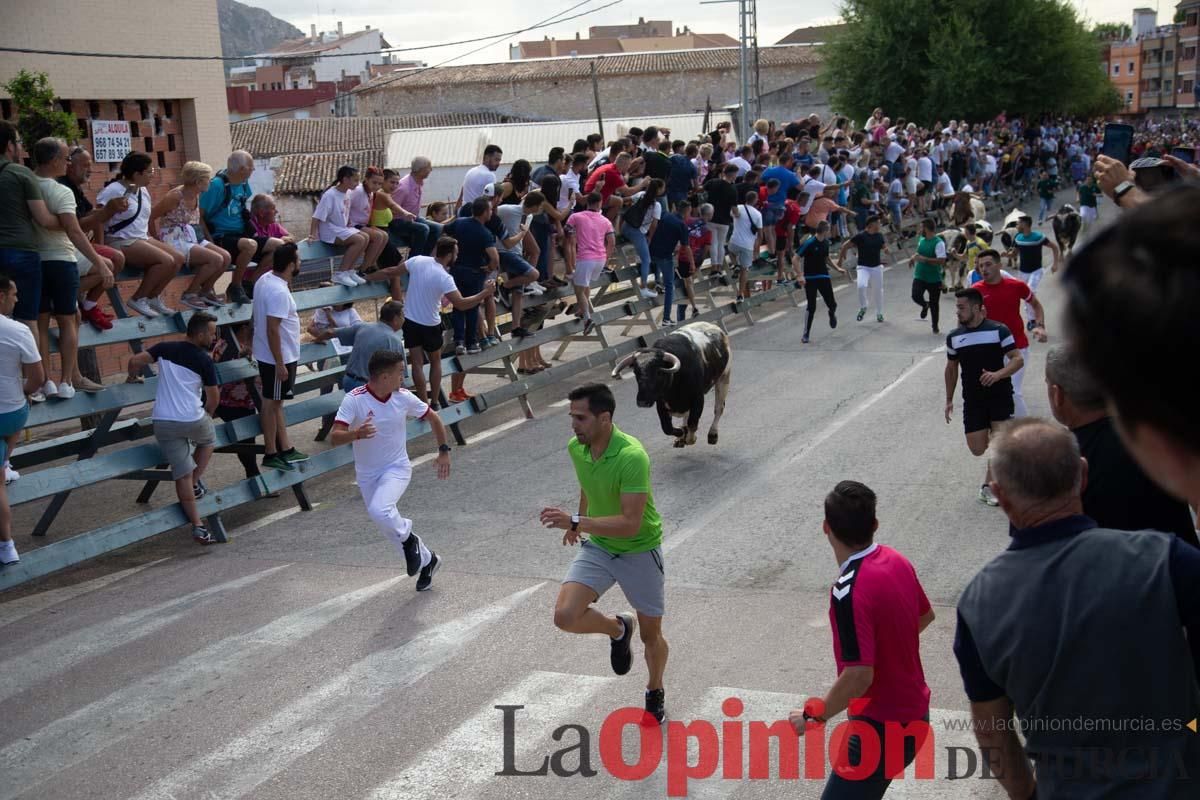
[1140,91,1166,107]
[1181,25,1199,41]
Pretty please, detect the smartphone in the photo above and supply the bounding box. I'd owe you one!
[1171,145,1196,164]
[1101,123,1135,165]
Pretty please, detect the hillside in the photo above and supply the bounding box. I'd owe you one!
[217,0,304,61]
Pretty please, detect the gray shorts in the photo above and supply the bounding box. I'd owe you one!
[563,539,665,617]
[154,417,216,480]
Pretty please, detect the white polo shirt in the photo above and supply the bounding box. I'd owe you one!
[334,385,430,476]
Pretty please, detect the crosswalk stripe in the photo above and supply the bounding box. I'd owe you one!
[0,558,171,628]
[128,582,546,800]
[0,573,405,800]
[368,668,617,800]
[0,564,289,704]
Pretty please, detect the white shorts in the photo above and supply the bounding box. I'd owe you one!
[326,228,361,246]
[1080,206,1097,224]
[574,259,606,287]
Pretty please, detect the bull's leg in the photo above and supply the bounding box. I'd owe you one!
[657,402,685,441]
[685,398,703,446]
[708,372,730,445]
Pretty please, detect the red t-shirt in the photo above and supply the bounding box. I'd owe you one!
[829,544,932,723]
[972,276,1032,349]
[584,163,624,204]
[776,199,803,238]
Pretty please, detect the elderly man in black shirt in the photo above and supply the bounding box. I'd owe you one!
[1045,344,1198,546]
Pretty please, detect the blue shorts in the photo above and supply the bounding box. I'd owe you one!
[762,204,785,227]
[0,404,30,463]
[498,250,535,279]
[0,248,41,322]
[40,260,81,316]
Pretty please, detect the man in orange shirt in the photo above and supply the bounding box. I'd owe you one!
[804,186,853,233]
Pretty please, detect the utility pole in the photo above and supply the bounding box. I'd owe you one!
[590,59,605,140]
[701,0,758,141]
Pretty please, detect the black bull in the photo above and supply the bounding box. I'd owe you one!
[611,322,732,448]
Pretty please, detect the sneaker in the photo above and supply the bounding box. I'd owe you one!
[691,306,701,319]
[227,284,251,305]
[920,304,929,320]
[4,465,19,484]
[829,311,838,329]
[180,293,208,311]
[655,283,665,295]
[876,314,885,323]
[661,318,674,327]
[415,552,440,591]
[455,343,467,356]
[80,303,113,330]
[979,484,1000,507]
[193,479,208,500]
[262,453,294,472]
[485,335,501,348]
[201,291,225,307]
[281,448,310,463]
[40,380,59,399]
[74,376,105,393]
[856,307,866,322]
[582,318,595,336]
[802,333,810,343]
[351,271,369,285]
[127,297,159,318]
[332,271,358,288]
[1026,318,1036,332]
[466,343,481,355]
[148,297,175,315]
[932,326,940,335]
[610,612,636,675]
[192,525,215,546]
[510,326,530,339]
[56,382,76,400]
[0,540,19,566]
[735,295,744,303]
[401,531,424,577]
[527,281,547,294]
[28,389,46,403]
[638,288,656,299]
[644,688,667,725]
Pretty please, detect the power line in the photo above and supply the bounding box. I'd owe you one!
[231,0,622,125]
[0,6,617,63]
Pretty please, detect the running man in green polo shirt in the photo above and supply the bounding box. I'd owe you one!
[910,218,947,334]
[540,383,669,724]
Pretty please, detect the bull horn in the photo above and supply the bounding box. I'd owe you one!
[659,352,681,373]
[611,352,639,378]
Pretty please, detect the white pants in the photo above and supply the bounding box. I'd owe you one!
[358,466,431,568]
[1080,205,1097,228]
[1016,269,1043,320]
[1011,347,1029,417]
[856,265,884,314]
[707,222,729,268]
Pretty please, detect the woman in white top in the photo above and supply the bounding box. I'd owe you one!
[308,165,388,288]
[96,151,182,318]
[149,161,231,310]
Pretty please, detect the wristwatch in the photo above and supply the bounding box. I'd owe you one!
[438,444,452,454]
[1113,180,1136,206]
[570,514,581,532]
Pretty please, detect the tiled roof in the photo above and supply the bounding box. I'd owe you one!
[356,44,823,92]
[692,33,740,47]
[273,149,386,194]
[231,113,533,157]
[776,25,845,45]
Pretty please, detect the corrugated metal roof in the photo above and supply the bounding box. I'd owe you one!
[385,112,736,170]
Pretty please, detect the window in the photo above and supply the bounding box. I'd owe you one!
[1114,64,1120,75]
[1129,61,1135,73]
[1165,79,1173,93]
[1185,46,1196,61]
[167,134,176,152]
[1184,79,1195,94]
[1166,51,1174,64]
[1126,91,1134,103]
[156,151,165,169]
[1189,12,1198,27]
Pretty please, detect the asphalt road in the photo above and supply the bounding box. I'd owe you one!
[0,192,1084,800]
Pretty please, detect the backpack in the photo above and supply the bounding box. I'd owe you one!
[203,170,252,235]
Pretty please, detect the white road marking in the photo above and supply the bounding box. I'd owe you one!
[130,582,546,800]
[0,574,405,800]
[0,564,288,704]
[466,416,529,444]
[0,558,171,628]
[368,667,615,800]
[229,505,319,537]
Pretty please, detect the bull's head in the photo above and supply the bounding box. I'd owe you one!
[611,348,681,408]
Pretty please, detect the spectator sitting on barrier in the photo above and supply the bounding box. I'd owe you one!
[443,196,498,363]
[251,242,309,472]
[388,158,441,257]
[248,193,294,245]
[126,311,221,546]
[310,165,388,288]
[311,299,407,393]
[96,152,181,319]
[58,146,124,332]
[0,274,46,566]
[494,191,547,340]
[349,166,403,269]
[309,295,363,338]
[199,151,283,305]
[426,202,450,225]
[30,137,114,400]
[150,161,232,311]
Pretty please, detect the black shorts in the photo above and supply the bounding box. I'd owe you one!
[217,233,270,262]
[402,318,445,353]
[962,391,1014,434]
[917,181,932,196]
[259,361,297,400]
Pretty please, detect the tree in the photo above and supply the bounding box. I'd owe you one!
[1091,22,1132,41]
[2,69,78,149]
[819,0,1121,123]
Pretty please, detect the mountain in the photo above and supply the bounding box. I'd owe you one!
[217,0,304,61]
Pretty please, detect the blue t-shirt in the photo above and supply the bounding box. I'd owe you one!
[666,154,697,199]
[198,173,252,237]
[649,213,690,259]
[761,165,800,206]
[794,153,815,170]
[443,217,496,270]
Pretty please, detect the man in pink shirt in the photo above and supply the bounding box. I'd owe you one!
[568,192,614,334]
[790,480,935,799]
[388,156,441,256]
[804,186,853,232]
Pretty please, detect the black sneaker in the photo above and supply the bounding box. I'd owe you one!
[510,326,530,339]
[192,525,215,545]
[920,304,929,320]
[228,284,251,305]
[402,532,423,577]
[582,318,595,335]
[416,552,441,591]
[193,479,208,500]
[829,310,838,329]
[610,612,636,675]
[644,688,666,725]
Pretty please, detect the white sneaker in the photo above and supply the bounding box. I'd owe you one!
[638,288,656,299]
[180,293,208,310]
[522,284,545,296]
[4,465,19,484]
[28,390,46,403]
[332,271,359,288]
[41,379,58,399]
[56,382,76,400]
[351,272,368,285]
[148,297,175,315]
[127,297,159,318]
[528,281,547,294]
[0,540,18,566]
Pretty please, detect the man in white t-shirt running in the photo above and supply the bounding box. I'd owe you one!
[397,236,493,406]
[331,350,453,591]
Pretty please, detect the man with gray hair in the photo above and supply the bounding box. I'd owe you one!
[200,150,283,305]
[954,417,1200,799]
[1045,345,1197,545]
[389,156,440,256]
